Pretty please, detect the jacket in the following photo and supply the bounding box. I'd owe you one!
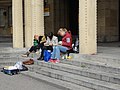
[33,39,39,46]
[39,36,46,44]
[45,36,58,46]
[62,32,72,50]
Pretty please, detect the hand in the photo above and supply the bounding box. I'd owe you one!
[44,43,47,46]
[49,43,53,46]
[58,41,62,45]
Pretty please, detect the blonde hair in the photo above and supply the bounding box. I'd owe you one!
[58,28,67,35]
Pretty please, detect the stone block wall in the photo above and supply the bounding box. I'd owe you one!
[97,0,119,42]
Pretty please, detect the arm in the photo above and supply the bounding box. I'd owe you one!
[44,37,49,46]
[53,37,58,46]
[40,36,46,43]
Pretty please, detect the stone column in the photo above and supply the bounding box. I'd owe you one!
[31,0,44,37]
[12,0,23,48]
[79,0,97,54]
[24,0,32,47]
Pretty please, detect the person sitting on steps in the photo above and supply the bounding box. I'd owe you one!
[49,28,72,63]
[37,32,58,60]
[22,34,47,57]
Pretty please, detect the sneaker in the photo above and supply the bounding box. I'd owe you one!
[22,52,30,57]
[36,51,40,54]
[37,57,44,61]
[49,59,54,63]
[54,59,60,63]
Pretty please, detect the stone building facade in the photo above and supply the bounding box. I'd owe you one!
[97,0,119,42]
[0,0,119,54]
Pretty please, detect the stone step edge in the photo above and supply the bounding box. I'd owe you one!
[35,61,120,85]
[77,54,120,61]
[78,54,120,65]
[21,71,92,90]
[29,65,120,90]
[67,58,120,69]
[61,59,120,74]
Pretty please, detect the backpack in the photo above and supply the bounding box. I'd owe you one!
[44,50,51,62]
[73,37,79,53]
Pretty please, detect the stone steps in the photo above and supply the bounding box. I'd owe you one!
[0,47,120,90]
[22,71,92,90]
[27,64,120,90]
[61,59,120,74]
[34,61,120,85]
[74,54,120,66]
[0,36,12,43]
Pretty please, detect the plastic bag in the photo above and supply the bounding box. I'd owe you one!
[14,61,23,70]
[44,50,51,62]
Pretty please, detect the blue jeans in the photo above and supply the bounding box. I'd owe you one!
[51,45,68,59]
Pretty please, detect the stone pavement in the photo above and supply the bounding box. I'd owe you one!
[0,72,64,90]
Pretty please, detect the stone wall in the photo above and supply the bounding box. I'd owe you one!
[97,0,119,42]
[44,0,55,34]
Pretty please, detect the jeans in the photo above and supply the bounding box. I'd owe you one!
[51,45,68,59]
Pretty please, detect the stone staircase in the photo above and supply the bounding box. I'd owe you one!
[0,35,12,43]
[24,54,120,90]
[0,47,120,90]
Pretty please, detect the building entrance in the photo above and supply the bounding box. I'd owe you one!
[68,0,79,35]
[0,0,12,43]
[51,0,79,35]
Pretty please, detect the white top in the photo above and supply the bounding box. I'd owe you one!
[45,36,58,46]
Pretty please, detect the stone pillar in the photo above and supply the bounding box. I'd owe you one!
[31,0,44,37]
[12,0,23,48]
[24,0,32,47]
[79,0,97,54]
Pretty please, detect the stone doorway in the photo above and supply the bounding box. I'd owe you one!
[0,0,12,43]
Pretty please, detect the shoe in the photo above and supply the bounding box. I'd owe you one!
[55,59,60,63]
[49,59,54,63]
[51,59,60,63]
[22,52,30,57]
[23,59,34,65]
[36,51,40,54]
[37,57,44,61]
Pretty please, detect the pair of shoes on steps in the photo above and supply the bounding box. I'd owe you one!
[49,59,60,63]
[23,59,34,65]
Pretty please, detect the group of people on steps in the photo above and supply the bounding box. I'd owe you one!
[22,28,72,63]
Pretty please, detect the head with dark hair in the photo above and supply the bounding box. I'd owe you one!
[48,32,53,40]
